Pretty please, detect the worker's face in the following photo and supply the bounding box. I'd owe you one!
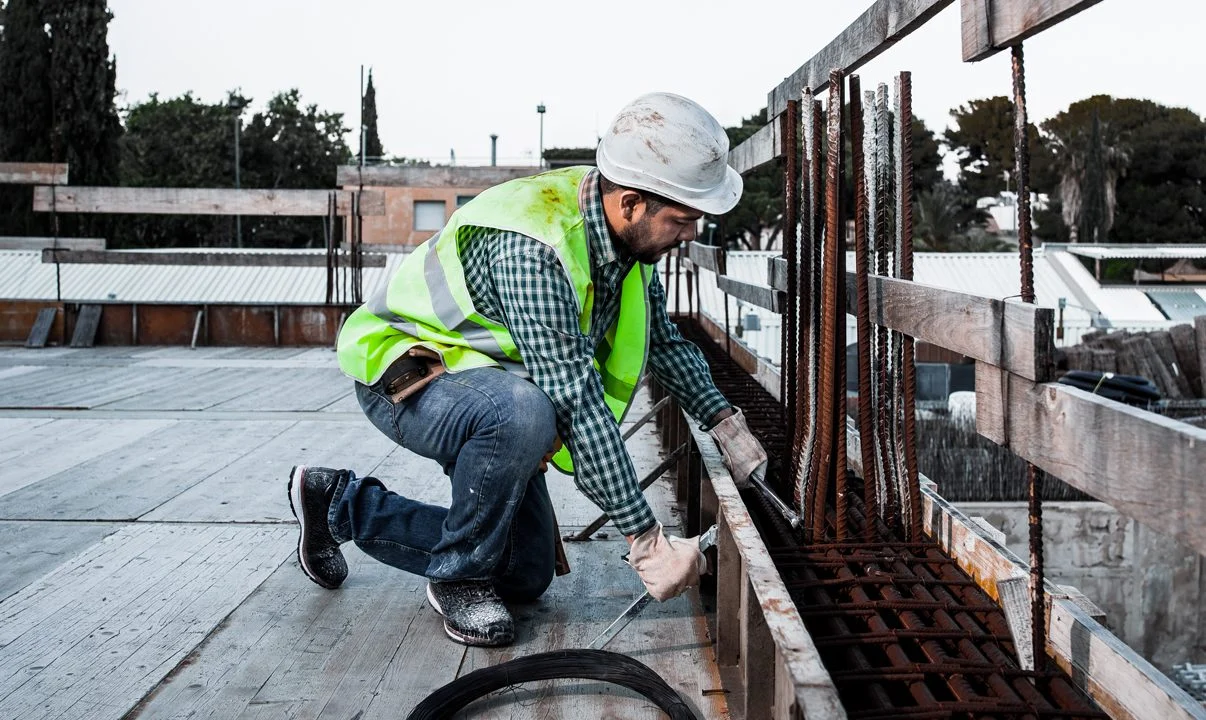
[618,198,703,265]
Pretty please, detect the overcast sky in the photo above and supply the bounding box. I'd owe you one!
[107,1,1205,167]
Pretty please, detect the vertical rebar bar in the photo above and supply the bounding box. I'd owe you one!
[1013,42,1046,674]
[851,76,879,541]
[800,90,824,535]
[897,72,923,542]
[783,100,801,482]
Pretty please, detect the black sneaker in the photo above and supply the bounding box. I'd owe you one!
[426,580,515,647]
[287,465,348,589]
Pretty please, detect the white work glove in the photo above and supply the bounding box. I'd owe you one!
[627,523,707,602]
[708,407,767,489]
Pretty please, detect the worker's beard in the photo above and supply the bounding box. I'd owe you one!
[616,215,667,265]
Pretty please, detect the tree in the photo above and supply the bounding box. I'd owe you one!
[714,108,782,250]
[1044,95,1205,245]
[945,96,1056,200]
[913,181,1005,252]
[360,69,384,164]
[0,0,55,235]
[238,89,351,247]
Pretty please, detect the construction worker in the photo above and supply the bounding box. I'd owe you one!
[288,92,767,647]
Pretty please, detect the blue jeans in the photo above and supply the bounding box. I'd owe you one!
[329,367,558,602]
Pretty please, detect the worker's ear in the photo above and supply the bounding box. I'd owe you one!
[618,189,644,221]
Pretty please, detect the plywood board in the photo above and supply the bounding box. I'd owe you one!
[0,419,292,521]
[0,523,292,720]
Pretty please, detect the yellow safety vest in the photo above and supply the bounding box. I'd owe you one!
[337,166,650,472]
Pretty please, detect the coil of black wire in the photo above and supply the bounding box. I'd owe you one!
[405,649,700,719]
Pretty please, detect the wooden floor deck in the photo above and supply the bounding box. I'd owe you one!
[0,346,728,720]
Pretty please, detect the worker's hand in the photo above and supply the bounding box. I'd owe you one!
[707,407,766,489]
[538,437,563,473]
[626,523,707,601]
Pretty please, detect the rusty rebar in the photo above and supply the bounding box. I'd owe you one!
[799,92,825,536]
[851,76,879,542]
[897,71,922,542]
[1013,42,1046,674]
[783,99,801,493]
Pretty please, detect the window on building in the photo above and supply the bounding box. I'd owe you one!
[456,194,476,207]
[414,200,446,231]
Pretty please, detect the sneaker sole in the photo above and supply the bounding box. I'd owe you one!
[288,465,339,590]
[425,583,512,648]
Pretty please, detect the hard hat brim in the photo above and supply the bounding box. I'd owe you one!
[597,154,745,216]
[681,166,743,216]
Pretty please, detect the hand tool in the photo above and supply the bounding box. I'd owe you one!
[587,524,718,651]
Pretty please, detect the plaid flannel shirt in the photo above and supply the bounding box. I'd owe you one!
[457,169,730,535]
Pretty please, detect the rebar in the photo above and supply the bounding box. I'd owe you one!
[783,99,801,495]
[897,72,923,542]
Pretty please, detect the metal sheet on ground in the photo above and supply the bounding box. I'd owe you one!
[140,420,398,523]
[0,419,292,521]
[0,523,292,720]
[0,520,123,600]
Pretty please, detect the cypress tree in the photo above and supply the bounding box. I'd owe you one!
[1078,112,1107,244]
[361,70,384,164]
[0,0,55,234]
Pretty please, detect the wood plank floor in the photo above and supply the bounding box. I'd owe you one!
[0,346,726,720]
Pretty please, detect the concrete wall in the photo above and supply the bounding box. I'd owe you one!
[962,501,1206,671]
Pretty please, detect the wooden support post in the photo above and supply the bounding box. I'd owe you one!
[741,574,776,720]
[716,512,742,667]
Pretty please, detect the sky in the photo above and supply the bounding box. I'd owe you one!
[107,0,1206,168]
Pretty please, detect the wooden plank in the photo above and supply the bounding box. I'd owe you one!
[33,186,386,216]
[1149,331,1192,398]
[0,418,175,498]
[717,275,784,313]
[0,236,104,251]
[961,0,1106,62]
[0,521,122,601]
[716,513,743,667]
[0,162,67,185]
[975,363,1206,557]
[24,308,56,348]
[768,0,953,117]
[0,419,292,521]
[687,241,727,274]
[69,304,102,348]
[0,523,292,720]
[728,121,783,176]
[829,266,1054,380]
[40,248,387,267]
[336,164,535,188]
[690,420,846,718]
[1170,324,1201,397]
[917,479,1205,720]
[1197,316,1206,399]
[741,574,777,720]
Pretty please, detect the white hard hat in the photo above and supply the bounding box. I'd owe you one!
[596,92,743,215]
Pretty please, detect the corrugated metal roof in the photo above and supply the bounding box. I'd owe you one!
[0,249,403,304]
[1146,290,1206,321]
[1064,245,1206,260]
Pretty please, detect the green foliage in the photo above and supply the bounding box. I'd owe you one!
[0,0,120,236]
[116,89,351,248]
[1044,95,1206,245]
[945,96,1056,199]
[715,108,781,250]
[913,181,1004,252]
[360,70,384,163]
[0,0,54,235]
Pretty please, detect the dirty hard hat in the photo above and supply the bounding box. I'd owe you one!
[596,92,743,215]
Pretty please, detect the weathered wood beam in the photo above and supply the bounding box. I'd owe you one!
[717,276,784,313]
[336,165,536,188]
[976,363,1206,558]
[769,258,1054,380]
[40,249,388,268]
[728,122,783,176]
[768,0,953,118]
[0,162,68,185]
[33,187,386,216]
[0,237,105,251]
[960,0,1106,61]
[686,241,727,275]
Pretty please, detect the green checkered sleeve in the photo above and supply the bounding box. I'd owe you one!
[646,271,732,425]
[489,246,658,537]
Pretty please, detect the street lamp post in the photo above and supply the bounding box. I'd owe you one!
[537,102,546,169]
